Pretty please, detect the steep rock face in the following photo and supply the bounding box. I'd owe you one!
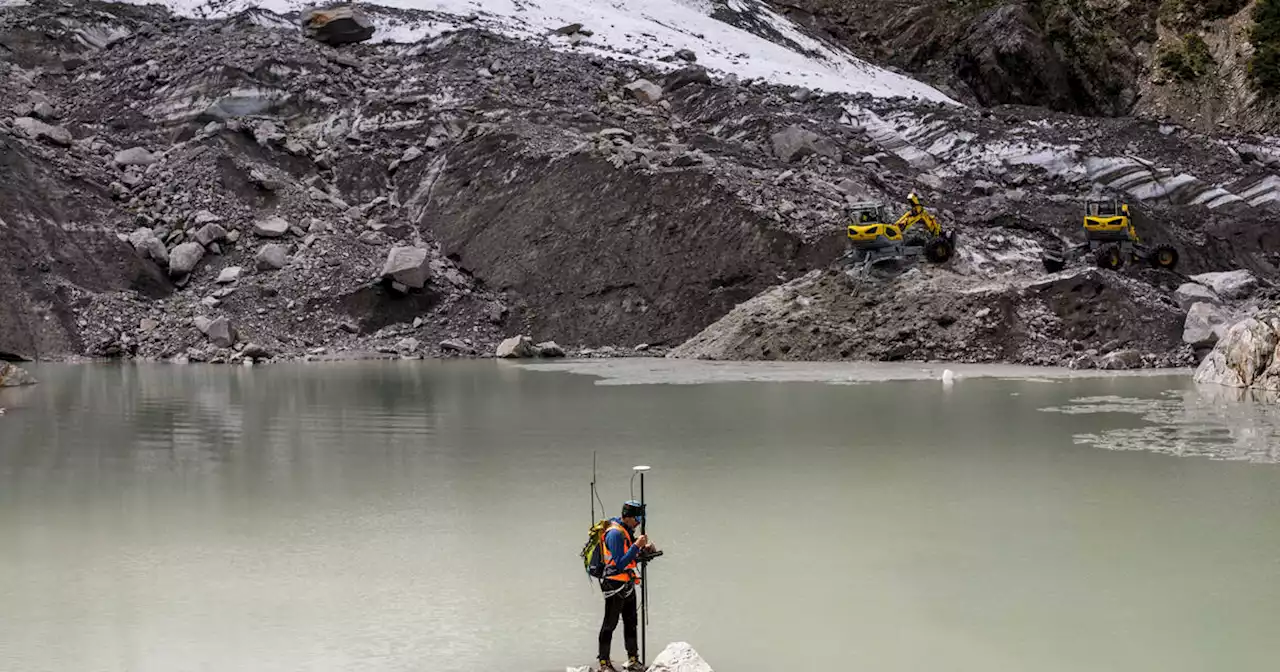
[0,136,169,359]
[772,0,1280,130]
[1194,309,1280,388]
[772,0,1151,116]
[425,134,827,347]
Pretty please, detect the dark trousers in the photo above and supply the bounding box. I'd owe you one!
[597,582,638,660]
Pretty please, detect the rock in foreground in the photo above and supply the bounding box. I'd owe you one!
[568,642,712,672]
[0,362,37,387]
[1194,310,1280,390]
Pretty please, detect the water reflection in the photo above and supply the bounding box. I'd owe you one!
[1039,384,1280,462]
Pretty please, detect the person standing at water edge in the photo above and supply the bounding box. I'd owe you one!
[598,500,654,672]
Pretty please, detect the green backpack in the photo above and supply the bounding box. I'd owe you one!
[581,519,613,578]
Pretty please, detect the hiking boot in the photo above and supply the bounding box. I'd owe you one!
[624,656,645,672]
[598,659,619,672]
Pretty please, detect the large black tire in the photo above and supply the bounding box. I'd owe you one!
[1095,244,1124,270]
[1041,255,1066,273]
[1149,244,1179,270]
[925,237,955,264]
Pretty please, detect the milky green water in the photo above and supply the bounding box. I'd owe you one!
[2,361,1279,672]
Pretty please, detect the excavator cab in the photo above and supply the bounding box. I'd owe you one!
[1082,200,1137,243]
[846,202,902,250]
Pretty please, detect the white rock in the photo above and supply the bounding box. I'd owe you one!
[496,335,537,358]
[1182,301,1231,348]
[624,79,663,104]
[1189,270,1258,301]
[253,216,290,238]
[650,642,714,672]
[1194,311,1280,390]
[216,266,243,284]
[1173,282,1221,311]
[396,337,421,353]
[113,147,157,166]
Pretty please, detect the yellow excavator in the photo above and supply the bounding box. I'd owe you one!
[1040,201,1179,272]
[845,193,957,273]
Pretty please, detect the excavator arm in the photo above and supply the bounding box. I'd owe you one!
[893,193,942,237]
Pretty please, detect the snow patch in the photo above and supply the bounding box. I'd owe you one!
[119,0,957,103]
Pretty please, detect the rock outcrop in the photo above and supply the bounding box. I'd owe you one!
[1194,310,1280,390]
[0,362,38,387]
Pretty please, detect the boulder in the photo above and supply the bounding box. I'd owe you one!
[1182,302,1231,348]
[496,335,537,358]
[241,343,271,361]
[193,316,213,334]
[650,642,714,672]
[139,318,159,333]
[396,337,421,353]
[1174,282,1221,311]
[168,242,205,277]
[192,210,223,225]
[216,266,243,284]
[139,237,167,265]
[674,48,697,62]
[663,67,712,93]
[255,243,288,271]
[113,147,156,166]
[1096,349,1144,370]
[380,246,431,289]
[13,117,72,147]
[1194,311,1280,390]
[771,125,841,163]
[1189,270,1258,301]
[624,79,664,104]
[0,362,37,387]
[253,216,290,238]
[206,317,236,348]
[440,339,476,354]
[535,341,566,358]
[195,222,228,247]
[302,4,375,45]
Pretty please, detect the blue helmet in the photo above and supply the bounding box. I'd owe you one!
[621,500,645,520]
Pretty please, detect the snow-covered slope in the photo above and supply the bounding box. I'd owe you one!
[122,0,956,104]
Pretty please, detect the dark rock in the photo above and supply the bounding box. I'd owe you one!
[242,343,271,360]
[206,317,236,348]
[663,67,712,93]
[440,338,476,354]
[302,4,375,45]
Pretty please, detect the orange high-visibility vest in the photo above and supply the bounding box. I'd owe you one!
[601,522,639,584]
